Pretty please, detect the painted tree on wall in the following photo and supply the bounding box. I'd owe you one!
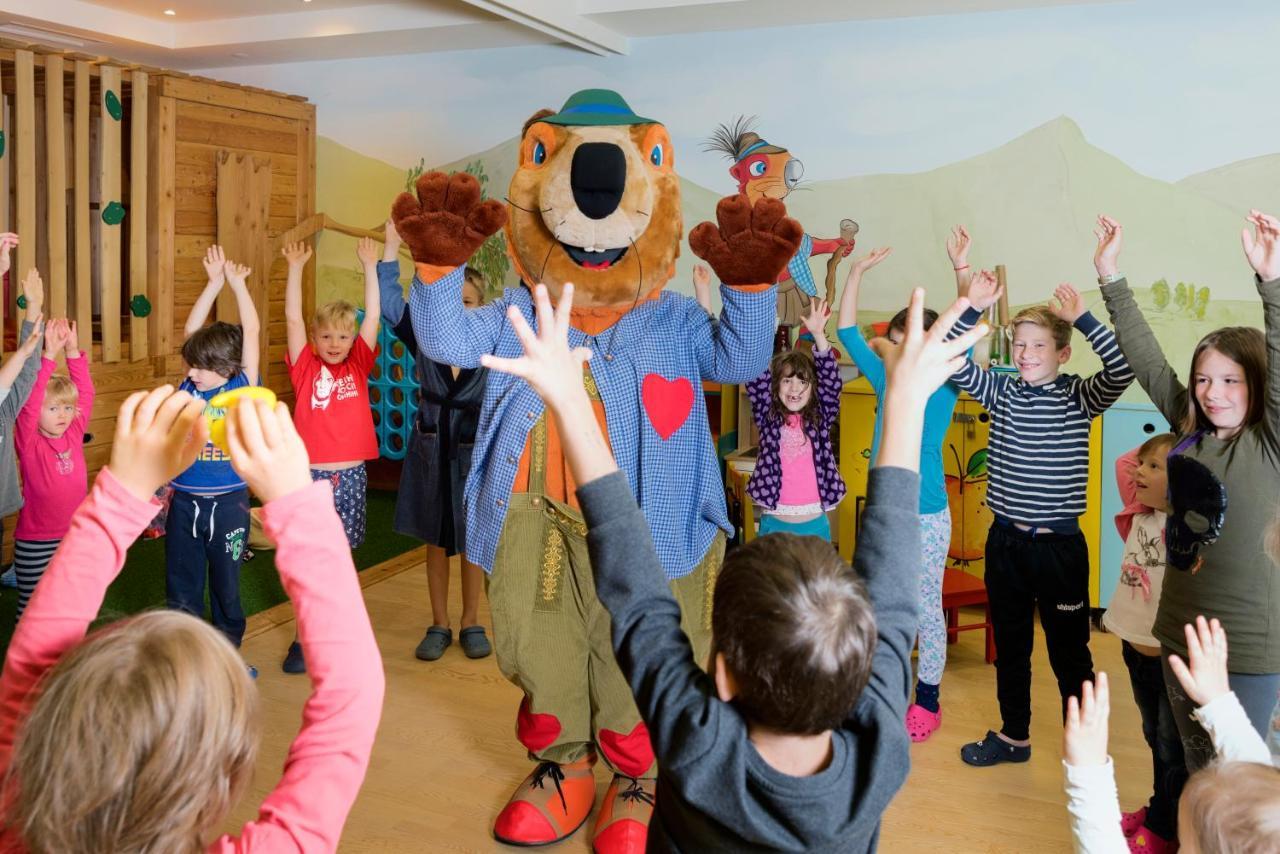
[1151,278,1170,310]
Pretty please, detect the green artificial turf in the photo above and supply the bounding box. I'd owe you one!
[0,488,419,654]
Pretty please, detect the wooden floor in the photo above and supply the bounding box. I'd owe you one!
[224,552,1152,853]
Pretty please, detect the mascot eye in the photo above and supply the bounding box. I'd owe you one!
[650,144,664,167]
[533,141,547,165]
[748,160,767,177]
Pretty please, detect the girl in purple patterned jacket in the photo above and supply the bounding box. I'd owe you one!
[745,300,847,540]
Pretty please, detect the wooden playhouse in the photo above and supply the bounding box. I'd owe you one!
[0,40,317,503]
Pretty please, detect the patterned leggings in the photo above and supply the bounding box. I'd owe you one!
[915,508,951,686]
[14,539,60,619]
[310,463,368,549]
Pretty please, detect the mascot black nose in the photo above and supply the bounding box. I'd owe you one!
[571,143,626,220]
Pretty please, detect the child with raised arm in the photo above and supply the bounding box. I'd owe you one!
[481,282,988,851]
[1062,618,1277,854]
[951,270,1135,767]
[13,317,94,619]
[744,298,845,540]
[0,385,385,852]
[280,237,381,674]
[836,235,967,742]
[376,221,491,661]
[167,246,260,658]
[1095,212,1280,767]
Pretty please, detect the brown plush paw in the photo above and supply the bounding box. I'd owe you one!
[688,195,803,286]
[390,171,508,267]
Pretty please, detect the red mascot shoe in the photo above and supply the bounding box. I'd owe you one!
[591,775,655,854]
[493,757,597,846]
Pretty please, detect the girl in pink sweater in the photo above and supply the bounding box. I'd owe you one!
[0,386,385,852]
[13,319,95,619]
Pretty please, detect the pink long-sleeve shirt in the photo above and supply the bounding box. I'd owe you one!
[14,354,95,541]
[0,469,386,852]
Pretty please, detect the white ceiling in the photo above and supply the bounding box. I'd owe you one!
[0,0,1116,68]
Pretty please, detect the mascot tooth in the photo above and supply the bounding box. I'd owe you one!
[392,89,802,853]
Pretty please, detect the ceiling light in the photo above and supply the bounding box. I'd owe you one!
[163,8,176,15]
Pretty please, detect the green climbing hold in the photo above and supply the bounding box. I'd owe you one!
[15,294,26,310]
[102,201,125,225]
[105,90,122,121]
[130,295,152,318]
[0,130,6,158]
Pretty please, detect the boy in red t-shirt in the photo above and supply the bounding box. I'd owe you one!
[280,236,382,673]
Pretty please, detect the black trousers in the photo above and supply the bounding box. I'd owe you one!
[165,489,249,647]
[1122,641,1186,839]
[985,522,1094,741]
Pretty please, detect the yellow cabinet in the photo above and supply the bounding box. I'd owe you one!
[836,377,1103,600]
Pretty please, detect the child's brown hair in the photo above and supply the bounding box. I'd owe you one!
[42,374,78,408]
[463,266,486,304]
[1011,305,1072,349]
[1182,327,1267,436]
[711,533,877,735]
[7,610,259,853]
[1180,760,1280,853]
[768,350,820,426]
[1137,432,1176,461]
[181,321,243,379]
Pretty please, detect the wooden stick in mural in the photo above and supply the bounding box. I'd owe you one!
[98,64,123,362]
[45,55,68,319]
[15,49,35,322]
[129,70,149,360]
[74,61,91,342]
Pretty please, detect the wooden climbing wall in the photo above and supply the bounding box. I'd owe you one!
[214,151,272,380]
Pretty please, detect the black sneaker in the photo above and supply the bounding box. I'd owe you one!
[960,730,1031,766]
[282,641,306,674]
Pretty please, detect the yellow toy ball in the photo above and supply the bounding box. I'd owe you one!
[206,386,278,454]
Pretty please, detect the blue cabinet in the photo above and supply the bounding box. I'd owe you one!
[1098,403,1170,607]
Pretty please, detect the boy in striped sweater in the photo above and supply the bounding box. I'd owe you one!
[953,271,1134,767]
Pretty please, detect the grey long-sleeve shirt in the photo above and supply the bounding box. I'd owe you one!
[0,319,42,518]
[579,465,921,852]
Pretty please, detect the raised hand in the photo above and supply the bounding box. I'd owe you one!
[800,298,832,349]
[1063,673,1111,767]
[480,283,594,414]
[224,260,252,288]
[1050,282,1086,324]
[1242,209,1280,282]
[356,236,379,267]
[0,232,18,277]
[21,268,44,317]
[1167,616,1231,707]
[282,241,313,271]
[965,269,1004,312]
[692,264,712,312]
[203,245,228,286]
[688,194,804,286]
[1094,215,1123,278]
[391,171,508,267]
[109,386,209,502]
[43,318,70,358]
[65,320,80,357]
[946,226,971,269]
[226,398,312,504]
[850,246,893,276]
[383,218,403,263]
[882,289,990,400]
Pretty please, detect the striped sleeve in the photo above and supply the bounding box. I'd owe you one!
[946,308,1005,410]
[1073,312,1134,419]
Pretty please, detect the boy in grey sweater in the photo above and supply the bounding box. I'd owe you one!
[481,281,988,852]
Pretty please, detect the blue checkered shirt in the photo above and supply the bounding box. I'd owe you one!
[786,233,817,297]
[410,266,777,578]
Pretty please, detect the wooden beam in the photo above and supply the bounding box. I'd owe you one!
[129,70,148,360]
[45,55,67,319]
[453,0,628,55]
[73,61,91,343]
[0,69,8,237]
[98,64,122,362]
[147,92,175,360]
[214,151,272,376]
[155,76,312,121]
[14,49,35,318]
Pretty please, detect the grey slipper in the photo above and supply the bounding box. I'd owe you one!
[459,625,492,659]
[415,626,453,661]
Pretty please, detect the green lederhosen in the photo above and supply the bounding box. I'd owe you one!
[487,391,723,778]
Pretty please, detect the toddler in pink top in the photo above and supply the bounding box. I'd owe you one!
[0,386,384,853]
[13,318,94,619]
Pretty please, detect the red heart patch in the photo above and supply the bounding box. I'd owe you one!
[516,695,562,753]
[642,374,694,440]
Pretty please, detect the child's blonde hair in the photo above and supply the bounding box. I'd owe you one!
[7,611,259,853]
[463,266,486,303]
[1011,305,1072,350]
[42,374,78,408]
[313,300,358,335]
[1180,761,1280,853]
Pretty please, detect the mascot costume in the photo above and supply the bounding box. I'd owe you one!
[391,90,802,852]
[706,116,856,336]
